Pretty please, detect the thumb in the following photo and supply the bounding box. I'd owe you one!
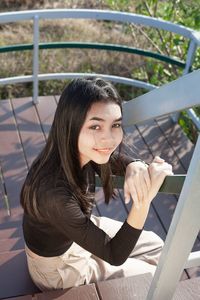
[153,156,165,163]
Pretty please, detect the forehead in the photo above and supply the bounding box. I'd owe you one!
[85,102,122,120]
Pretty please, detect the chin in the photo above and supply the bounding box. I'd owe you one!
[93,156,110,165]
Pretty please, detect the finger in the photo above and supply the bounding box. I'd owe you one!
[153,156,165,163]
[159,167,174,182]
[124,193,131,204]
[124,182,131,204]
[164,168,174,176]
[138,171,146,203]
[144,168,151,190]
[162,163,173,174]
[128,175,141,208]
[126,177,140,208]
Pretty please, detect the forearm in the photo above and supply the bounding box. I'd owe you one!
[125,156,173,230]
[127,203,150,230]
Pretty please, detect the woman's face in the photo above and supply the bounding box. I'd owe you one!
[78,101,123,167]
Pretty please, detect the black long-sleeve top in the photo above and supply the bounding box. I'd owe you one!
[22,154,143,266]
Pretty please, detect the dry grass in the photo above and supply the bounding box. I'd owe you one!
[0,0,181,100]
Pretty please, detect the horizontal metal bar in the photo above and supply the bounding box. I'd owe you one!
[0,73,156,90]
[122,69,200,126]
[185,251,200,268]
[95,175,185,195]
[0,42,185,68]
[0,9,195,39]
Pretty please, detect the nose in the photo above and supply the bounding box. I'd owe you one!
[100,129,115,142]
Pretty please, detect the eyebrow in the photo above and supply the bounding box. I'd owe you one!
[89,117,122,122]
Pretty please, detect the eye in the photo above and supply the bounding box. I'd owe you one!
[112,123,122,128]
[89,125,101,130]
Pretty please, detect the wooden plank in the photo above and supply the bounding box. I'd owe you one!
[122,124,152,162]
[142,205,166,240]
[36,283,100,300]
[0,100,27,222]
[0,226,23,239]
[3,296,32,300]
[35,96,57,140]
[96,273,152,300]
[11,98,46,169]
[95,188,128,222]
[117,189,166,240]
[0,218,22,230]
[0,237,24,252]
[173,277,200,300]
[156,115,194,170]
[0,249,39,299]
[136,119,184,171]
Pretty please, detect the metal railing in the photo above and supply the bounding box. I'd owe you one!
[128,70,200,300]
[96,69,200,300]
[0,9,200,128]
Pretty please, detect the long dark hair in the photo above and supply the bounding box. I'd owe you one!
[20,77,123,220]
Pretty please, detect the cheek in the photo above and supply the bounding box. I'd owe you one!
[117,129,123,143]
[78,130,84,151]
[78,129,94,149]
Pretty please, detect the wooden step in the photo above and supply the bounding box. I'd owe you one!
[3,296,32,300]
[173,276,200,300]
[96,273,152,300]
[3,284,100,300]
[0,218,22,230]
[0,249,39,299]
[96,273,200,300]
[0,225,23,239]
[35,284,99,300]
[0,237,24,252]
[1,262,200,299]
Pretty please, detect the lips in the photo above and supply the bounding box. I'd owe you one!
[93,148,113,153]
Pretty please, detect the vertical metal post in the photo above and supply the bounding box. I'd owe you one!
[183,40,200,129]
[183,40,197,75]
[147,134,200,300]
[33,15,39,105]
[172,40,198,122]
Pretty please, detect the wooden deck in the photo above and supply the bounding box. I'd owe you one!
[0,95,200,299]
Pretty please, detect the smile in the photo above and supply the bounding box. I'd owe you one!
[93,148,113,153]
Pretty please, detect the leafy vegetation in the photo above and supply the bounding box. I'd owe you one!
[104,0,200,143]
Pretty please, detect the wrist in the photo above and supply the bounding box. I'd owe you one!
[128,160,149,168]
[127,203,150,230]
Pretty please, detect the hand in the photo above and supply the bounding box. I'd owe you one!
[124,160,150,207]
[147,156,174,202]
[124,156,173,208]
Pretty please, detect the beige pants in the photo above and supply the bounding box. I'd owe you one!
[25,215,164,291]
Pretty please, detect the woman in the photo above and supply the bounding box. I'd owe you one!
[21,77,173,291]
